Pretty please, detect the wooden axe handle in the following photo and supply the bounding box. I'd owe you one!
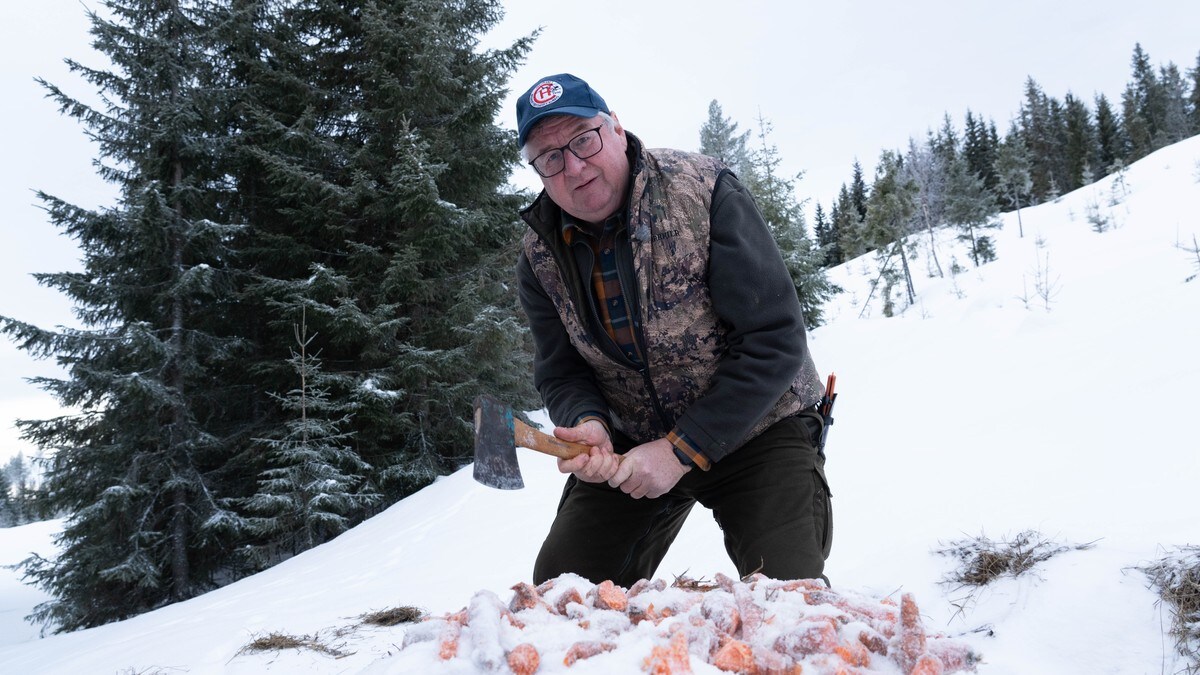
[514,418,593,460]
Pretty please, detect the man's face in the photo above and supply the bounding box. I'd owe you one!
[525,113,629,226]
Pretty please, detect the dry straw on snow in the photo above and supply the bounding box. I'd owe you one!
[360,605,425,627]
[1135,545,1200,674]
[238,631,349,659]
[935,529,1096,623]
[936,529,1096,588]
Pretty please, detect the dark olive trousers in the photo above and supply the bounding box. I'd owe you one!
[532,412,833,588]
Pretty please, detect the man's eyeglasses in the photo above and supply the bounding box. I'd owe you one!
[528,126,604,178]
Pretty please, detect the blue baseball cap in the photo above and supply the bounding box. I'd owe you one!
[516,74,610,147]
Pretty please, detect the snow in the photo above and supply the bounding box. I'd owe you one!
[0,137,1198,673]
[0,519,58,648]
[359,377,404,400]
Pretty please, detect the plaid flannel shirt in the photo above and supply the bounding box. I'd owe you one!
[563,214,710,470]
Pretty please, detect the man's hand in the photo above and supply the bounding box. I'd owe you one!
[608,437,690,499]
[553,419,619,483]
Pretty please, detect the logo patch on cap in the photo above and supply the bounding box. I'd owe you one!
[529,80,563,108]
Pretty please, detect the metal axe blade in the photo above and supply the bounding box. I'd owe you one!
[473,394,524,490]
[472,394,594,490]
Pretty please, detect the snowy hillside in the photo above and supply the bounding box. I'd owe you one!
[0,137,1197,674]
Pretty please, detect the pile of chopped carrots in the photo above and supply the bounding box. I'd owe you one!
[399,572,980,674]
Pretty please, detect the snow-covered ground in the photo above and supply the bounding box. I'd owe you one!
[1,137,1197,674]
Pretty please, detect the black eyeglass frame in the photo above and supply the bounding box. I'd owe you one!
[528,125,605,178]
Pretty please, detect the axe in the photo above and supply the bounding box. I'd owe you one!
[472,394,593,489]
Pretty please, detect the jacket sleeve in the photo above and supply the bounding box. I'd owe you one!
[671,171,810,462]
[516,249,612,431]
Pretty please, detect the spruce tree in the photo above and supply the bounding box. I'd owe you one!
[812,202,840,267]
[1188,51,1200,135]
[862,150,917,315]
[987,120,1002,175]
[0,469,13,527]
[2,0,538,631]
[218,0,538,511]
[931,114,959,165]
[833,162,870,262]
[1046,95,1070,200]
[699,99,752,176]
[1,0,250,631]
[744,113,837,327]
[849,160,869,223]
[826,201,844,266]
[833,184,866,262]
[1062,92,1097,192]
[1019,77,1067,202]
[242,306,378,566]
[963,110,998,192]
[994,127,1033,238]
[1159,62,1192,145]
[1122,43,1165,160]
[2,453,37,525]
[1094,93,1127,174]
[944,154,1000,266]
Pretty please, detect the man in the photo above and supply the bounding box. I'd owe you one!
[515,74,832,587]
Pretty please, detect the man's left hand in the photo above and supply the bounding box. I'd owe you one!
[608,437,690,499]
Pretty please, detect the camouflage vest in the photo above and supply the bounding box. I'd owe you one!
[522,146,813,448]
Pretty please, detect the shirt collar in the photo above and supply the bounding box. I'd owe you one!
[561,208,623,245]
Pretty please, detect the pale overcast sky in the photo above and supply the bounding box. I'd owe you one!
[2,0,1198,461]
[488,0,1200,201]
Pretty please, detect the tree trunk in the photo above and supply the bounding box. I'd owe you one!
[171,483,189,599]
[897,239,916,305]
[919,200,944,277]
[1012,190,1025,238]
[169,157,190,601]
[859,245,898,319]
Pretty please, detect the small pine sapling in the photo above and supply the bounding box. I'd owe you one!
[1085,198,1111,233]
[1032,237,1062,310]
[1179,233,1200,283]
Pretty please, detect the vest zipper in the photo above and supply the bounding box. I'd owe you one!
[617,229,675,433]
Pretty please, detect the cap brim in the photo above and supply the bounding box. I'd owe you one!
[519,106,604,146]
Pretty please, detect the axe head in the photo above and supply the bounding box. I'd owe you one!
[472,394,524,490]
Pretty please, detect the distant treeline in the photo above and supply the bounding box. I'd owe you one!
[703,43,1198,319]
[0,453,52,526]
[814,44,1200,268]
